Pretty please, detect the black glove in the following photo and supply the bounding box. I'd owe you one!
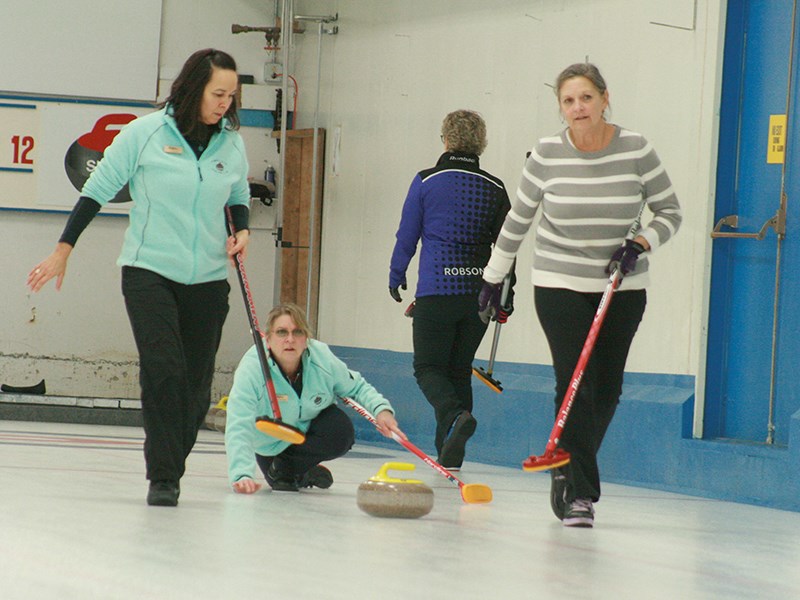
[389,282,407,303]
[606,239,646,276]
[478,281,502,324]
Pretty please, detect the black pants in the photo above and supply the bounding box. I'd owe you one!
[535,286,646,503]
[412,294,488,453]
[121,266,230,482]
[256,405,355,478]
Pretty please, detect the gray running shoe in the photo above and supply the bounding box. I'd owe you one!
[563,498,594,528]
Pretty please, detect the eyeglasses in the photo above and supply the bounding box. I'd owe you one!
[272,328,307,339]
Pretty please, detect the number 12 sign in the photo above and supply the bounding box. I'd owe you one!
[1,103,38,172]
[0,102,39,207]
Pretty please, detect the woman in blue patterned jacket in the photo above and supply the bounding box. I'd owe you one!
[389,110,512,470]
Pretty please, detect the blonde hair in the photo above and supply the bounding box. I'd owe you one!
[441,110,487,155]
[264,303,314,339]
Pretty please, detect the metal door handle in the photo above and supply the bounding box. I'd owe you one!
[710,213,780,240]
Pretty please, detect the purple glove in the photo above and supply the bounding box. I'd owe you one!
[606,239,646,276]
[478,281,502,324]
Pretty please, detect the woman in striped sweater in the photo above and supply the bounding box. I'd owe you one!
[479,63,682,527]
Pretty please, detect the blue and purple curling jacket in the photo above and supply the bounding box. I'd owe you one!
[389,152,510,298]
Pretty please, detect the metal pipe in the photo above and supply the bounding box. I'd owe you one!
[273,0,293,306]
[305,20,324,325]
[766,0,798,444]
[272,0,281,62]
[767,234,782,444]
[294,13,338,23]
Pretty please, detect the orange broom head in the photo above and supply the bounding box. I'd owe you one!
[472,367,503,393]
[522,449,571,472]
[461,483,493,504]
[255,417,306,445]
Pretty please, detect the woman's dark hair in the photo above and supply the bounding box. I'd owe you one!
[162,48,240,138]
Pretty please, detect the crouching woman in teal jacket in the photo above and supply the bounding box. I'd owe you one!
[226,303,406,493]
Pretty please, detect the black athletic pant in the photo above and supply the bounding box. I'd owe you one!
[535,286,646,503]
[255,404,355,478]
[121,266,230,483]
[412,294,488,454]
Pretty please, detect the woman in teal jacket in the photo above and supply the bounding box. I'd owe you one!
[226,303,405,493]
[28,49,251,507]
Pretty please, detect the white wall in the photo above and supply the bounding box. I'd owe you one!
[0,0,726,400]
[292,0,725,377]
[0,0,282,398]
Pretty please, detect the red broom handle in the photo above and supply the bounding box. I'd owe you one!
[226,207,284,420]
[340,397,468,488]
[542,270,621,456]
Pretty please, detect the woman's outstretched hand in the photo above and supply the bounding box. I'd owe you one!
[28,243,73,292]
[232,477,262,494]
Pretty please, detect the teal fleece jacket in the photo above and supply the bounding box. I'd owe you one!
[81,107,250,285]
[225,339,395,484]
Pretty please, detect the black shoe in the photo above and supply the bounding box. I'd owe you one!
[266,462,299,492]
[438,411,477,470]
[296,465,333,489]
[147,480,179,507]
[0,379,46,394]
[550,467,567,520]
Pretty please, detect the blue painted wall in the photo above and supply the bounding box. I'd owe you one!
[332,346,800,513]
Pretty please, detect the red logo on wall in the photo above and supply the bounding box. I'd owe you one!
[64,113,137,203]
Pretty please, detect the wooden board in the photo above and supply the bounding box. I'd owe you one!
[279,128,325,328]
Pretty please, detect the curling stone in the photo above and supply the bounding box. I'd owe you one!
[212,409,227,433]
[357,462,434,519]
[203,396,228,432]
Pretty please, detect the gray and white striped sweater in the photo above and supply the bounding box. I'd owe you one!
[484,126,682,292]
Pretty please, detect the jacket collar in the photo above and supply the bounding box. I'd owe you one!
[162,104,229,134]
[436,151,480,168]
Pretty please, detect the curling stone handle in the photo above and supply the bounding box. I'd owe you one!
[371,461,423,484]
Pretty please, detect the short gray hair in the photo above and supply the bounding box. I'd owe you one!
[441,110,487,155]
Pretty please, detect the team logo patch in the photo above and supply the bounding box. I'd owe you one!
[277,394,289,403]
[214,160,227,173]
[313,396,323,405]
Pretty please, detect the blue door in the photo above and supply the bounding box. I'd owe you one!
[706,0,800,445]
